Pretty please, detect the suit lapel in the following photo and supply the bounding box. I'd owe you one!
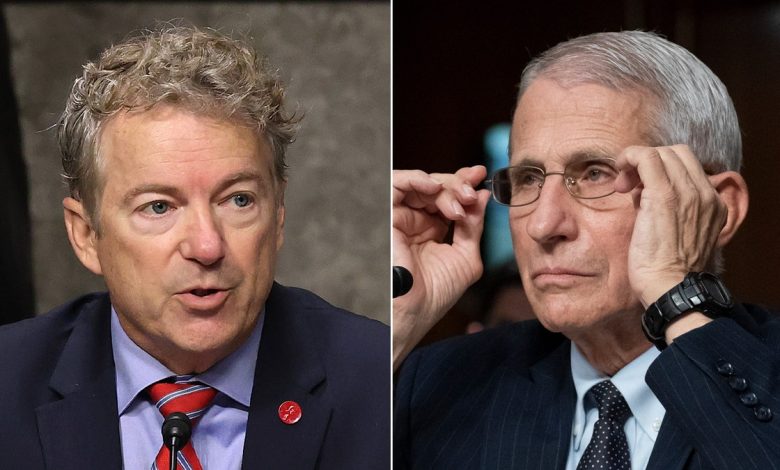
[647,414,694,470]
[525,339,575,470]
[242,284,331,470]
[485,331,697,470]
[35,295,123,470]
[482,334,574,470]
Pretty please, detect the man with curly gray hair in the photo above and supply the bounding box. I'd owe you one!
[0,25,388,470]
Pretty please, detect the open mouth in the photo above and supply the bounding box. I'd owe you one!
[190,288,220,297]
[177,288,230,310]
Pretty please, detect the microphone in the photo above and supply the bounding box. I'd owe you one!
[393,266,413,298]
[162,412,192,470]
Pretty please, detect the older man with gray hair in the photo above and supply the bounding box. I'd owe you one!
[394,30,778,469]
[0,24,388,469]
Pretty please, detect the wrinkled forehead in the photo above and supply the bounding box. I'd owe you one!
[510,149,618,171]
[92,105,280,201]
[508,79,657,168]
[97,104,273,169]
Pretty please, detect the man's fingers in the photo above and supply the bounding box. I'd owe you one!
[615,144,716,195]
[392,204,450,242]
[395,166,487,221]
[454,165,488,186]
[654,146,698,197]
[615,145,723,221]
[451,189,490,258]
[614,146,673,194]
[669,144,719,188]
[431,165,487,204]
[393,169,443,205]
[622,144,731,304]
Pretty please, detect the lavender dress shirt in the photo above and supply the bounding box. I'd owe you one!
[111,307,263,470]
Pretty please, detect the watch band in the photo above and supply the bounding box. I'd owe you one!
[642,272,733,350]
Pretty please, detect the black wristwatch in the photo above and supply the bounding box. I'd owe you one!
[642,272,734,350]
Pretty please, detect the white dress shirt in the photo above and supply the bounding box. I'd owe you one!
[566,343,667,469]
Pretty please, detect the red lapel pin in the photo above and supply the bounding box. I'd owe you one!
[278,400,302,424]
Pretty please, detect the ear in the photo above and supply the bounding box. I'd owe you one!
[63,197,103,275]
[709,171,749,247]
[275,181,286,251]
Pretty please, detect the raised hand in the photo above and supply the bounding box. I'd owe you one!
[393,166,490,368]
[615,144,748,342]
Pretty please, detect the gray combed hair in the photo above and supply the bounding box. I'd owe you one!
[518,30,742,173]
[57,24,299,226]
[518,30,741,273]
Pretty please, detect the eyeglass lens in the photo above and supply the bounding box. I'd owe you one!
[490,158,618,206]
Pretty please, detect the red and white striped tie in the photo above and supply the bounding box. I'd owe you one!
[147,377,217,470]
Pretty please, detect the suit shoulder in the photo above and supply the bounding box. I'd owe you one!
[405,320,564,377]
[267,283,389,362]
[0,293,109,400]
[269,283,388,336]
[739,302,780,332]
[0,293,109,356]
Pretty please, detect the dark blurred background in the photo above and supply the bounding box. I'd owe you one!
[0,7,31,325]
[394,0,780,343]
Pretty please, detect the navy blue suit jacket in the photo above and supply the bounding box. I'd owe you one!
[0,283,389,469]
[395,303,780,469]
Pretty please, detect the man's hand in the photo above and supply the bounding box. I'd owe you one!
[615,145,729,342]
[393,166,490,369]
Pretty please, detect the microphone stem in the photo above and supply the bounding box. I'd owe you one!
[169,436,179,470]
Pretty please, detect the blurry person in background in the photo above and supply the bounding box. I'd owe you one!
[464,260,534,334]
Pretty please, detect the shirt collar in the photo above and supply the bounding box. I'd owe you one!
[111,306,264,414]
[570,343,665,449]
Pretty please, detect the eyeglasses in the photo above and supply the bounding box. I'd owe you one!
[486,158,618,207]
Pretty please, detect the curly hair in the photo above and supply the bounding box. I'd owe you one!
[57,24,299,226]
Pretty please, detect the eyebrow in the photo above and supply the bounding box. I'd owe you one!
[214,170,268,195]
[513,148,616,169]
[122,170,268,205]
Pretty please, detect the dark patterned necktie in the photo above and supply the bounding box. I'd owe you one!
[147,376,217,470]
[576,380,632,470]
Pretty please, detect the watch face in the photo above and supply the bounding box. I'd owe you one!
[699,273,733,307]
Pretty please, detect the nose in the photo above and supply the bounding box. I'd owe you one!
[522,173,578,245]
[178,206,226,266]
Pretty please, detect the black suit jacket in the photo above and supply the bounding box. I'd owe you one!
[0,283,389,469]
[395,303,780,469]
